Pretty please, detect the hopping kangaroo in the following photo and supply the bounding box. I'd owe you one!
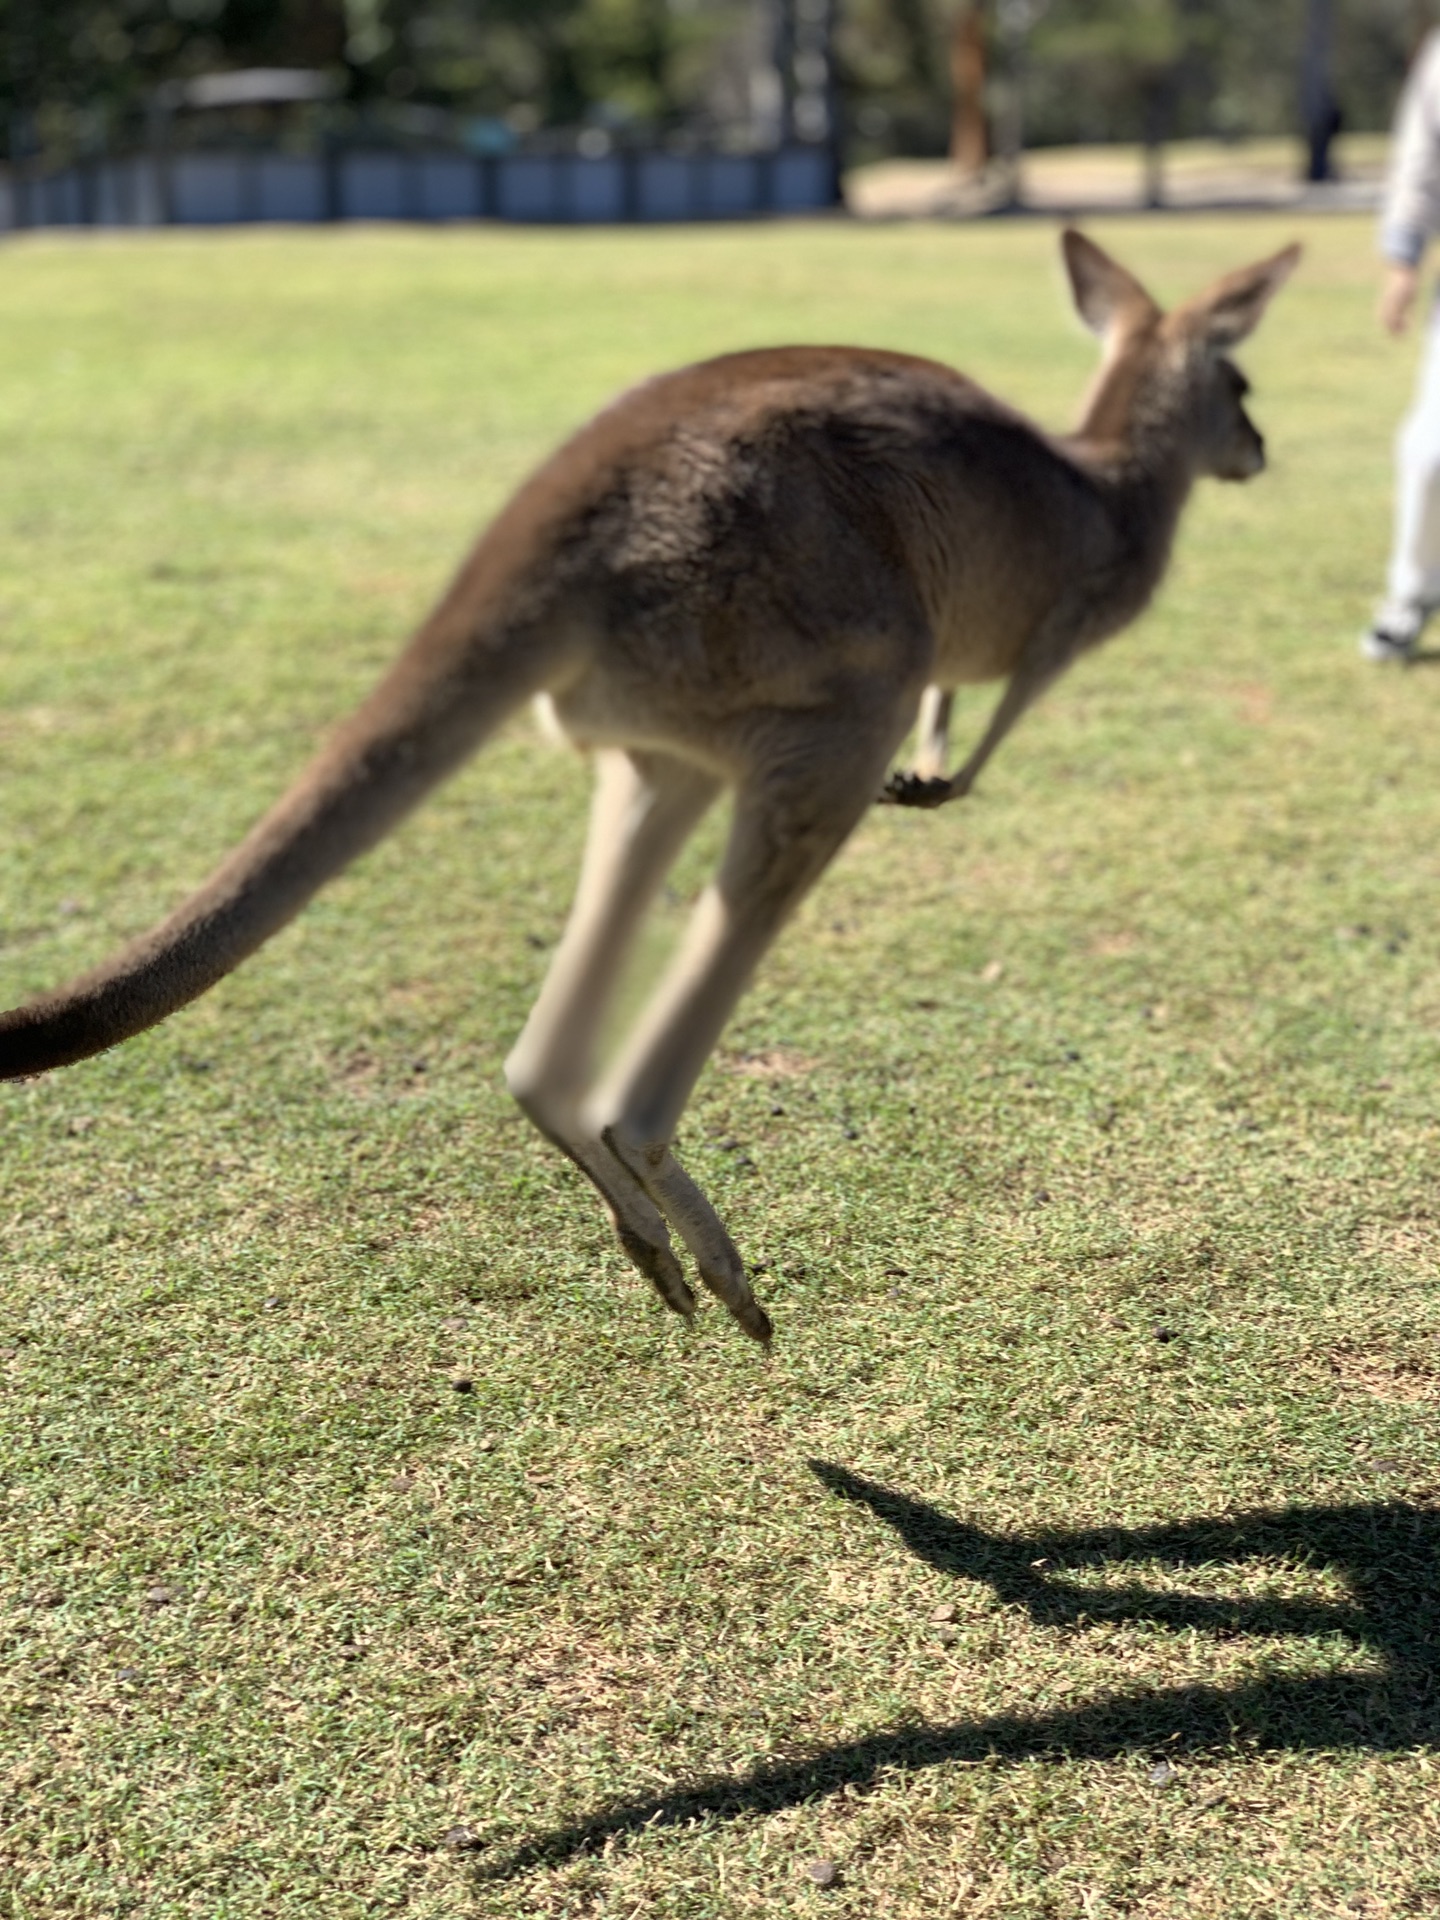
[0,231,1297,1343]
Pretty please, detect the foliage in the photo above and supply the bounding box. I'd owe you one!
[0,0,1430,166]
[0,0,752,160]
[1,215,1439,1915]
[843,0,1427,159]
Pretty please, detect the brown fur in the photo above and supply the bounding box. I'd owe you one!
[0,230,1299,1341]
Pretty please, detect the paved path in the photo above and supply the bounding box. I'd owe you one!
[848,140,1385,221]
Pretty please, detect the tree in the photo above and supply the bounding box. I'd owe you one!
[1027,0,1203,205]
[948,0,986,170]
[2,0,351,163]
[0,0,1427,173]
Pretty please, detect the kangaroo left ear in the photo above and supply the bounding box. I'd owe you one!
[1188,243,1303,349]
[1061,228,1159,337]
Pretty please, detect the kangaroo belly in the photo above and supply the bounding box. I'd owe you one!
[930,604,1036,686]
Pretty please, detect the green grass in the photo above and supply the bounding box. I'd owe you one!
[1,216,1438,1918]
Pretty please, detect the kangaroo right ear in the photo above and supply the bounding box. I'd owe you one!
[1187,243,1303,348]
[1061,228,1157,337]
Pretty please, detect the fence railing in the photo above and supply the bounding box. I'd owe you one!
[1,144,840,231]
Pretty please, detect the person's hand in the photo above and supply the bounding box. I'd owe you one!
[1380,263,1421,336]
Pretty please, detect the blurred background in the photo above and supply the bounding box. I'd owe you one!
[0,0,1430,224]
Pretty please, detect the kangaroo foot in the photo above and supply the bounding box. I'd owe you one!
[612,1216,697,1320]
[688,1251,772,1345]
[600,1125,773,1344]
[878,770,957,809]
[507,1082,698,1322]
[729,1294,774,1346]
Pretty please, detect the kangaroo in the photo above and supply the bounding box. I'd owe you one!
[0,230,1297,1343]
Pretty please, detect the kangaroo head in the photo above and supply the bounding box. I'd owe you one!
[1062,229,1301,483]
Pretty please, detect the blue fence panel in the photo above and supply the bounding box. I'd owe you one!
[637,154,694,221]
[171,154,246,223]
[94,161,126,225]
[498,156,559,221]
[0,141,836,231]
[572,155,626,223]
[704,153,763,218]
[36,169,86,226]
[774,146,832,211]
[415,155,480,219]
[257,156,327,222]
[340,152,407,220]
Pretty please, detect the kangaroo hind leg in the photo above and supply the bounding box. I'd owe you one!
[587,723,903,1342]
[505,746,720,1320]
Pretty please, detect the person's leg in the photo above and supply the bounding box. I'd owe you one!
[1367,293,1440,659]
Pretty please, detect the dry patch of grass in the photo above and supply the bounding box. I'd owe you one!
[1326,1345,1440,1405]
[720,1046,820,1080]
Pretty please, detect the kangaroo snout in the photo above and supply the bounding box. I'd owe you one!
[1219,428,1265,482]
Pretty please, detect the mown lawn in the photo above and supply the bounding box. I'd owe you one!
[1,215,1437,1919]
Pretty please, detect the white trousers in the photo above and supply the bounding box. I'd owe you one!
[1386,295,1440,617]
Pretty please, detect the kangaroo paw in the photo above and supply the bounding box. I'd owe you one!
[878,770,955,809]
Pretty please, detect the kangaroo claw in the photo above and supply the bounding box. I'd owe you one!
[878,770,954,809]
[615,1223,697,1319]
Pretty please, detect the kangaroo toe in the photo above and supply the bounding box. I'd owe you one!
[731,1295,774,1345]
[614,1219,697,1319]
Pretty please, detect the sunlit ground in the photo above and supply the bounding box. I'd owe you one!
[848,134,1389,216]
[1,215,1437,1917]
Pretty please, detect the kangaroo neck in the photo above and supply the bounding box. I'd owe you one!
[1065,353,1199,593]
[1082,435,1193,550]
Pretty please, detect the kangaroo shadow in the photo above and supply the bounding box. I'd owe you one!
[470,1463,1439,1881]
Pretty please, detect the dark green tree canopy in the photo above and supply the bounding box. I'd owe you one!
[0,0,1428,166]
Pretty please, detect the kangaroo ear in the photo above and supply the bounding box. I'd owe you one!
[1188,244,1302,348]
[1061,228,1157,337]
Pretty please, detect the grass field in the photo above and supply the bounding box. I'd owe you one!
[1,215,1438,1918]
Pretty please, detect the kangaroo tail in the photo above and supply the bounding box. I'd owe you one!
[0,592,580,1080]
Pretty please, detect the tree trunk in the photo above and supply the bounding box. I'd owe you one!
[994,0,1026,208]
[949,3,988,174]
[292,0,348,67]
[771,0,796,144]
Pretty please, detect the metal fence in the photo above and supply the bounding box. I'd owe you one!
[0,144,839,231]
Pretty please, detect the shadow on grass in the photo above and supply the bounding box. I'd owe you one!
[470,1463,1439,1881]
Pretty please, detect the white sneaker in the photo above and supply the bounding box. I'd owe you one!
[1361,624,1417,662]
[1360,605,1425,662]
